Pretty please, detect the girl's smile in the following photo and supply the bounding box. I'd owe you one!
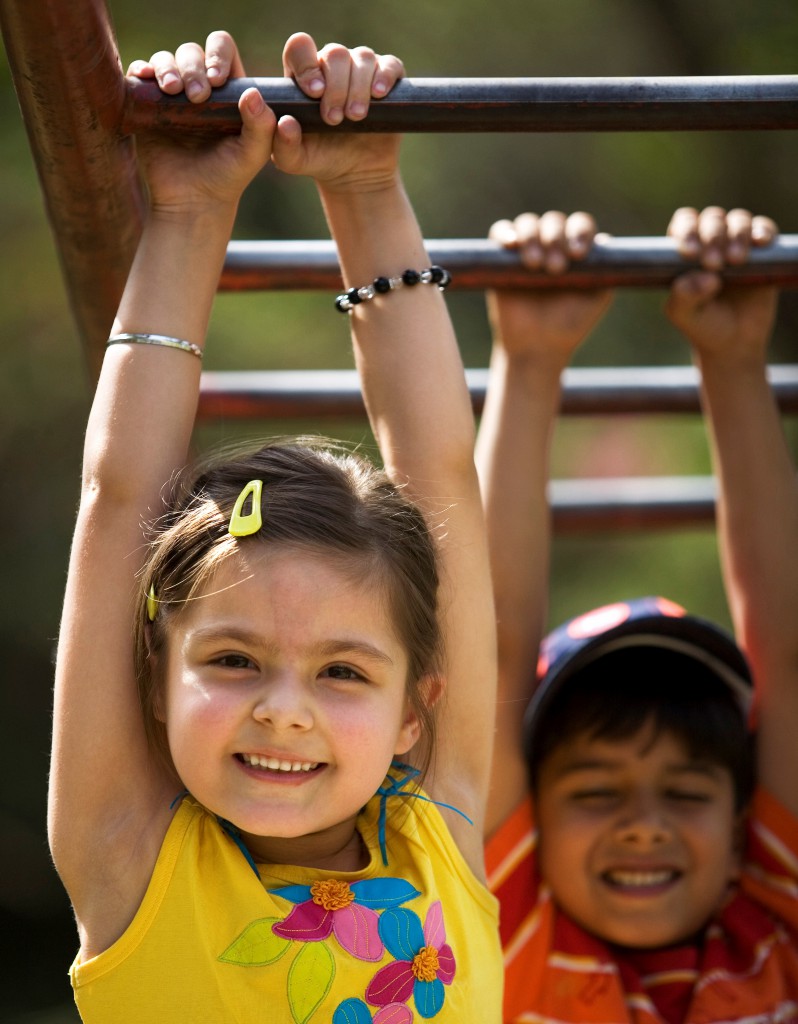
[158,544,421,869]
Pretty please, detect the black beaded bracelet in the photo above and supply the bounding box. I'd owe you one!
[335,265,452,313]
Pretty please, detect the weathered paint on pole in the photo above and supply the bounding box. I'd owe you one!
[0,0,145,377]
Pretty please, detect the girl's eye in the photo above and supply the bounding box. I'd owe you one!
[322,664,363,682]
[215,653,255,671]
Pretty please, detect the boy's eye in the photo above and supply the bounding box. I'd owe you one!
[572,788,618,803]
[666,789,711,803]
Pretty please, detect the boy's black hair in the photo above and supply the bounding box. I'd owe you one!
[527,646,756,810]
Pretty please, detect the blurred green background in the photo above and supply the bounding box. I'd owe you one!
[1,0,796,1019]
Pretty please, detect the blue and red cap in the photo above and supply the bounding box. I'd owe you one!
[523,596,754,752]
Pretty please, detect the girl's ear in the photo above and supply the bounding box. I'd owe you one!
[394,674,444,756]
[729,808,748,880]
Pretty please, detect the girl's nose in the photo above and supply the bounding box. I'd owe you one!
[252,674,314,731]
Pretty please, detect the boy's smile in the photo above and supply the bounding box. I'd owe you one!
[535,723,742,949]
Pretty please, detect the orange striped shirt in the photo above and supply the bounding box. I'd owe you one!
[486,787,798,1024]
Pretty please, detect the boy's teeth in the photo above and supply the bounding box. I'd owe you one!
[606,869,675,887]
[243,754,318,772]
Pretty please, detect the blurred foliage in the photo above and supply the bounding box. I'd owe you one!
[1,0,796,1018]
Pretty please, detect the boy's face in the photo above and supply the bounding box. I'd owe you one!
[535,722,742,949]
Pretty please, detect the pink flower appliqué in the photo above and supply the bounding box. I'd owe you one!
[366,901,455,1018]
[270,877,420,963]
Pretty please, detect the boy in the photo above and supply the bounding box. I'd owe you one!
[478,208,798,1023]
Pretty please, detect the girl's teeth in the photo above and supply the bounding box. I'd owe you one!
[243,754,317,772]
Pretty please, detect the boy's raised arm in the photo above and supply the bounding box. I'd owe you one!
[475,212,613,837]
[665,206,798,818]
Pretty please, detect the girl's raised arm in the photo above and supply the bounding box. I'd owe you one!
[274,34,496,878]
[49,32,274,953]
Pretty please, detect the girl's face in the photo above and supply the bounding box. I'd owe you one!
[157,545,421,870]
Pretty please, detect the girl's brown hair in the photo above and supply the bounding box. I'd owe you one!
[134,438,442,781]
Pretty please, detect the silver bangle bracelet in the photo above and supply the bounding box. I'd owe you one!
[106,332,203,360]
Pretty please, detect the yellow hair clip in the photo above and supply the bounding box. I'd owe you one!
[146,584,158,622]
[229,479,264,537]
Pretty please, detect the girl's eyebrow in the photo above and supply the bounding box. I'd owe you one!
[186,626,396,666]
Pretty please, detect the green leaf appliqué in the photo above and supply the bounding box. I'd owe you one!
[287,942,335,1023]
[218,917,291,967]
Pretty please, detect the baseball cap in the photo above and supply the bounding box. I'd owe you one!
[523,596,754,753]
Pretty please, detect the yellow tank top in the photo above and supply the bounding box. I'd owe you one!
[70,781,502,1023]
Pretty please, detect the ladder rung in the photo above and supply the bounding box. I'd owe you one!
[221,236,798,291]
[197,365,798,420]
[124,76,798,134]
[550,477,716,532]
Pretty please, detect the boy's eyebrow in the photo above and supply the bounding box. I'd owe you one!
[550,757,726,780]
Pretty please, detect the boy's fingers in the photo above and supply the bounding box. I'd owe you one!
[488,218,521,247]
[175,41,213,102]
[726,208,753,265]
[205,29,243,85]
[697,206,728,270]
[374,53,405,97]
[565,211,598,259]
[345,47,379,119]
[539,210,568,274]
[752,214,778,247]
[283,32,326,99]
[668,206,701,260]
[513,212,543,268]
[238,88,277,159]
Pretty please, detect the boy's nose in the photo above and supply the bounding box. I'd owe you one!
[614,796,671,845]
[252,673,314,730]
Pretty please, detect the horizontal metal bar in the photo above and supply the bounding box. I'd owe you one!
[549,476,716,532]
[221,236,798,291]
[123,76,798,134]
[197,365,798,419]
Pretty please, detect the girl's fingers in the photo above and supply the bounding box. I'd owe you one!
[374,53,405,97]
[147,49,184,94]
[126,59,156,80]
[205,29,243,86]
[345,47,379,119]
[175,41,213,102]
[283,32,326,100]
[316,43,353,125]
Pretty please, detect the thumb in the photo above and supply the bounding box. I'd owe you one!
[665,270,722,325]
[237,88,277,169]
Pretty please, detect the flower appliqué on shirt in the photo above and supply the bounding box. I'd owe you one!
[270,877,421,962]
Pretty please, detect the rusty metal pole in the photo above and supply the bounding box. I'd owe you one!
[0,0,145,378]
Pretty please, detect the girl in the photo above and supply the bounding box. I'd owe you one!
[50,31,501,1023]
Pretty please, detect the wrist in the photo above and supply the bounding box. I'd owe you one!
[316,168,402,199]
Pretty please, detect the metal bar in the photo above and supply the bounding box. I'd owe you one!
[197,365,798,420]
[221,236,798,292]
[123,76,798,134]
[549,477,717,533]
[0,0,145,378]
